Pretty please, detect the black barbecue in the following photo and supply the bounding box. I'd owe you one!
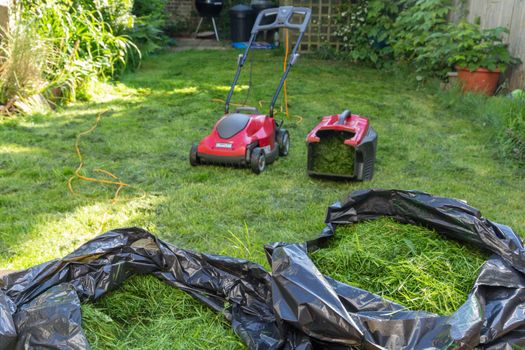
[194,0,224,41]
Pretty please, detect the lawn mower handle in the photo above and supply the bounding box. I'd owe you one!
[338,110,351,125]
[251,7,311,33]
[225,6,311,116]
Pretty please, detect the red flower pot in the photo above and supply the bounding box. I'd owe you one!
[456,66,501,96]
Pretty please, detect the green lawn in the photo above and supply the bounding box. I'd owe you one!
[1,49,524,349]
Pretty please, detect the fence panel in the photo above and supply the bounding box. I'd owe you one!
[508,0,525,88]
[280,0,341,52]
[0,0,11,35]
[457,0,525,88]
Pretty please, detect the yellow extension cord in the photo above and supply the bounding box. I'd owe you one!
[67,110,131,203]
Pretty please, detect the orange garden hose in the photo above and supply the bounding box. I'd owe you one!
[67,111,130,202]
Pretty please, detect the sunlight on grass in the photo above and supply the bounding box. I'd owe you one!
[1,194,166,270]
[0,144,44,155]
[173,86,199,94]
[88,81,145,104]
[213,84,249,92]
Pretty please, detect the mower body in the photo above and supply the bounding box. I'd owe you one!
[306,110,377,181]
[193,112,281,167]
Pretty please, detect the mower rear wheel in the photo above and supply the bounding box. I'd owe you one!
[189,144,200,166]
[277,129,290,156]
[250,148,266,174]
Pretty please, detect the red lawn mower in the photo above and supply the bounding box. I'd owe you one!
[190,6,311,173]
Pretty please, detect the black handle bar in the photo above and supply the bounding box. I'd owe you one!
[225,6,312,117]
[252,7,311,33]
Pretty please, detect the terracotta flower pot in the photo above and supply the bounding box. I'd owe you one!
[456,66,501,96]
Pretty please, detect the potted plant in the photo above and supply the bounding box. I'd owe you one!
[446,22,520,95]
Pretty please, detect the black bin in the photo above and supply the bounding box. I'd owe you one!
[251,0,277,42]
[229,4,255,42]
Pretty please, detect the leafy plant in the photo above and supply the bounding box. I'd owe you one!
[391,0,452,74]
[21,0,140,102]
[334,0,404,66]
[91,0,134,35]
[129,0,170,56]
[445,22,520,72]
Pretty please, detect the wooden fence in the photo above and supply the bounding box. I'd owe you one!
[0,0,12,35]
[279,0,341,52]
[453,0,525,89]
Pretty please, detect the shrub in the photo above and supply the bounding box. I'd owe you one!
[0,21,51,104]
[445,22,520,72]
[1,0,175,113]
[129,0,170,56]
[334,0,404,66]
[17,0,139,103]
[391,0,452,75]
[331,0,519,80]
[414,22,520,78]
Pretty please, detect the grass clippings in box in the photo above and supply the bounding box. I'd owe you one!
[311,131,356,176]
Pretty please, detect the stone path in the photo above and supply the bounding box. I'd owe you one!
[173,37,229,51]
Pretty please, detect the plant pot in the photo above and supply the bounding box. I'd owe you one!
[456,66,500,96]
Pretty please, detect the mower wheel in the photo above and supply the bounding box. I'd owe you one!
[189,144,200,166]
[250,148,266,174]
[277,129,290,156]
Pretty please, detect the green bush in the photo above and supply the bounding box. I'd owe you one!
[333,0,453,70]
[130,0,170,56]
[0,0,175,111]
[334,0,404,66]
[331,0,519,79]
[22,0,139,101]
[0,21,51,104]
[415,22,520,78]
[445,22,520,72]
[0,0,164,109]
[391,0,452,75]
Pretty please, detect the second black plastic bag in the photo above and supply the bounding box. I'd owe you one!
[1,189,524,349]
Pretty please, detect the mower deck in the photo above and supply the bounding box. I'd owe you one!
[191,112,288,173]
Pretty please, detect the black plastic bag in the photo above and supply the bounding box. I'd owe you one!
[1,189,524,349]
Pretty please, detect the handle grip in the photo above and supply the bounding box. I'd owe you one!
[338,110,351,125]
[251,6,311,33]
[234,106,260,114]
